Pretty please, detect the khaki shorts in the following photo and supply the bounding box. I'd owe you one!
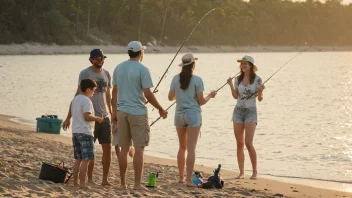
[117,111,150,147]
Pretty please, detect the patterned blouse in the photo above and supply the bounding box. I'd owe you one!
[234,75,262,108]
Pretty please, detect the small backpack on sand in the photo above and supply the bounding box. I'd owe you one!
[201,164,224,189]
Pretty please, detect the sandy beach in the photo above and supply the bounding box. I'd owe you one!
[0,115,351,197]
[1,43,352,55]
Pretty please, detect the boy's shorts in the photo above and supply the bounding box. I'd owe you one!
[72,133,95,160]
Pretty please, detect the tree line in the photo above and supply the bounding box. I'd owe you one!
[1,0,351,46]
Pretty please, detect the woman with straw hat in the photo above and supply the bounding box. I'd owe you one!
[168,53,217,186]
[227,55,265,180]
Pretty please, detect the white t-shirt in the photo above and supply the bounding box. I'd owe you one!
[235,75,262,108]
[71,94,95,136]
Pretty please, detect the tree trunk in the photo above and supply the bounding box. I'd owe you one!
[87,0,90,36]
[138,12,144,41]
[76,4,80,35]
[159,0,168,45]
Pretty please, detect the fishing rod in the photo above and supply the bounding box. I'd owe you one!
[146,8,221,104]
[150,101,176,127]
[150,73,238,127]
[150,48,308,126]
[216,72,241,92]
[244,48,309,101]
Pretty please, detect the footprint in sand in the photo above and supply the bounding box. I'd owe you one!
[0,187,7,193]
[36,192,52,197]
[227,187,238,191]
[238,191,253,196]
[53,186,66,192]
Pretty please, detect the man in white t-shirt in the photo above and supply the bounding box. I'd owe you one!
[71,79,104,188]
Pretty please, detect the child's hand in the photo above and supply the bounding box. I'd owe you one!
[62,118,70,131]
[97,116,104,123]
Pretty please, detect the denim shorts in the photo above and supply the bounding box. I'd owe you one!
[232,106,257,123]
[72,133,95,160]
[175,110,202,128]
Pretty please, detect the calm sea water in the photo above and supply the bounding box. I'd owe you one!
[0,52,351,192]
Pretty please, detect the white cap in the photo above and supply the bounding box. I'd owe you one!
[237,55,258,71]
[178,53,198,67]
[127,41,146,52]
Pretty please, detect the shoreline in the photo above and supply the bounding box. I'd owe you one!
[1,44,352,55]
[8,116,352,190]
[1,114,351,197]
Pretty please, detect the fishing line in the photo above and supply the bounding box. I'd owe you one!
[244,48,309,101]
[150,48,307,126]
[146,8,221,104]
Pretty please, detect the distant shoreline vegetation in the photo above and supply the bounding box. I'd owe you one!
[1,0,351,46]
[2,44,352,55]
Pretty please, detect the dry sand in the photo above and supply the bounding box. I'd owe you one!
[1,43,352,55]
[0,114,351,198]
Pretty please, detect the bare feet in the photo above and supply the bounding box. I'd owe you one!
[235,173,245,179]
[186,181,197,187]
[74,177,79,186]
[250,171,257,180]
[102,181,112,186]
[87,180,97,185]
[121,184,128,189]
[79,184,89,189]
[133,184,149,191]
[178,176,185,183]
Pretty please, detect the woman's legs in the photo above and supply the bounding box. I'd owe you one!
[244,122,257,179]
[233,122,245,179]
[185,126,201,186]
[176,127,187,183]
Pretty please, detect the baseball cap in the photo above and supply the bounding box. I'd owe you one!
[127,41,147,52]
[237,55,257,71]
[90,49,107,59]
[178,53,198,67]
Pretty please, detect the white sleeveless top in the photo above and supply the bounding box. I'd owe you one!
[234,75,262,108]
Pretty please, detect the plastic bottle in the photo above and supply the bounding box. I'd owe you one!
[191,173,203,187]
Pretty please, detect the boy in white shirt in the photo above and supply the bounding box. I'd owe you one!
[71,79,104,188]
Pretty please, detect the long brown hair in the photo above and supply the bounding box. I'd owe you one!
[179,63,194,90]
[237,62,256,85]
